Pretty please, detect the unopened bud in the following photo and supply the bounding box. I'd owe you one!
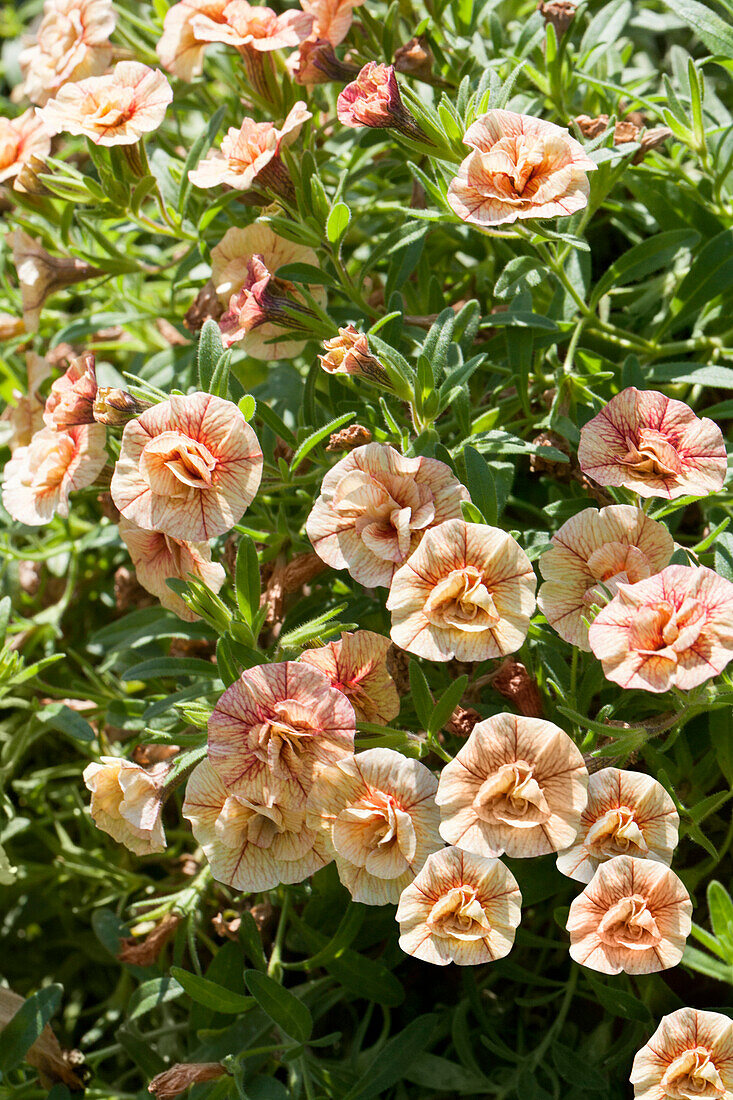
[538,0,576,36]
[337,63,429,142]
[294,38,360,85]
[319,325,389,386]
[93,387,152,426]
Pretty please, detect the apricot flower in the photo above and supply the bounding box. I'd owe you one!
[588,565,733,692]
[437,713,588,858]
[387,519,536,662]
[538,505,674,651]
[37,62,173,146]
[306,443,469,589]
[118,516,226,623]
[110,392,263,541]
[3,423,107,526]
[188,102,310,198]
[83,756,167,855]
[630,1008,733,1100]
[447,109,596,228]
[337,63,423,138]
[300,0,365,45]
[43,352,97,430]
[567,854,692,974]
[183,759,328,891]
[578,388,727,500]
[210,224,326,359]
[156,0,229,81]
[556,767,679,884]
[298,630,400,724]
[306,748,441,904]
[0,111,51,187]
[207,662,356,806]
[18,0,116,106]
[396,846,522,966]
[190,1,312,51]
[0,353,51,454]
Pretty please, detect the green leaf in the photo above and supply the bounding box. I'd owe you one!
[665,229,733,335]
[37,702,95,742]
[170,967,254,1015]
[494,256,545,299]
[409,661,434,729]
[198,320,225,391]
[647,363,733,389]
[583,975,653,1023]
[122,658,221,681]
[707,881,733,948]
[244,970,313,1042]
[179,104,227,218]
[662,0,733,56]
[239,394,256,420]
[344,1014,437,1099]
[683,944,733,983]
[290,413,356,472]
[463,446,497,525]
[235,535,261,626]
[428,676,469,737]
[128,977,184,1021]
[590,229,699,305]
[238,910,269,972]
[326,201,351,244]
[0,984,63,1074]
[715,533,733,582]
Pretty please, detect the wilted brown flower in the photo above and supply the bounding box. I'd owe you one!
[9,230,103,332]
[326,424,373,451]
[0,988,84,1090]
[293,37,359,84]
[117,913,181,965]
[148,1063,227,1099]
[394,36,434,79]
[490,657,544,717]
[538,0,576,36]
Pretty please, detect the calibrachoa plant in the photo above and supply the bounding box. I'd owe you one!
[1,0,733,1097]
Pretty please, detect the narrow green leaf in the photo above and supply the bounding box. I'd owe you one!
[198,320,225,391]
[0,984,63,1074]
[429,675,469,737]
[244,970,312,1042]
[344,1014,437,1099]
[235,535,261,626]
[326,201,351,244]
[290,413,356,472]
[409,661,434,729]
[170,967,254,1014]
[463,446,497,525]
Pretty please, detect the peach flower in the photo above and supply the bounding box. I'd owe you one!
[337,63,422,138]
[18,0,116,106]
[566,854,692,975]
[118,516,226,623]
[588,565,733,693]
[3,422,107,525]
[306,748,441,904]
[183,758,328,891]
[188,102,310,198]
[110,392,263,541]
[300,0,365,45]
[83,756,167,855]
[190,1,313,51]
[207,662,356,806]
[396,846,522,966]
[210,224,326,359]
[436,712,588,859]
[37,62,173,146]
[556,767,679,884]
[447,109,596,229]
[306,444,469,589]
[298,630,400,724]
[578,388,727,500]
[0,111,51,186]
[387,519,536,662]
[538,505,674,651]
[630,1008,733,1100]
[0,353,51,454]
[156,0,229,82]
[43,352,97,430]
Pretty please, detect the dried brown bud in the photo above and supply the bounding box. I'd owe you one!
[261,552,328,625]
[319,325,389,387]
[114,566,155,613]
[633,126,672,164]
[118,913,181,967]
[132,745,180,767]
[212,911,241,940]
[573,114,609,139]
[445,705,481,739]
[394,36,435,80]
[386,643,411,695]
[613,119,641,145]
[490,658,544,718]
[539,0,576,36]
[529,431,572,477]
[14,154,49,195]
[156,318,189,346]
[184,280,224,333]
[148,1063,227,1100]
[326,424,373,452]
[93,387,152,426]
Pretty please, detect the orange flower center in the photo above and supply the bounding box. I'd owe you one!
[627,597,707,661]
[584,806,649,859]
[215,794,284,849]
[0,120,21,171]
[598,894,661,950]
[250,700,315,779]
[140,431,217,497]
[83,87,138,131]
[473,760,550,826]
[582,543,652,609]
[333,792,416,877]
[424,566,500,631]
[621,428,684,480]
[427,885,491,941]
[661,1047,725,1098]
[31,431,76,497]
[333,469,435,563]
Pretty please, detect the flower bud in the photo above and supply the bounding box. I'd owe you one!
[319,325,388,385]
[219,254,317,347]
[44,353,98,430]
[538,0,576,36]
[394,36,434,80]
[93,387,153,426]
[337,63,428,141]
[9,230,103,333]
[294,38,360,84]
